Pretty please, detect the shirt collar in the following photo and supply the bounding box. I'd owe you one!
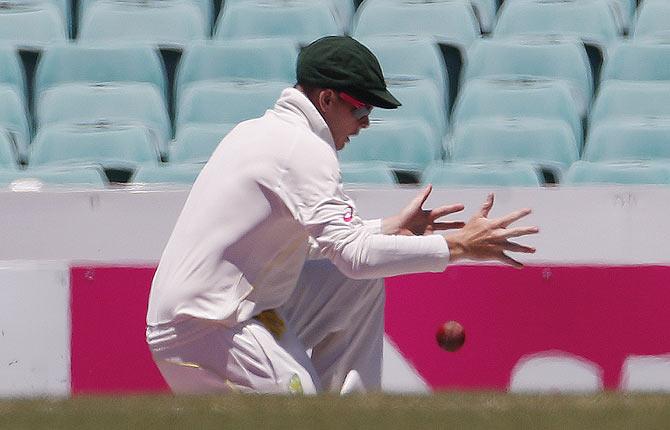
[272,87,336,151]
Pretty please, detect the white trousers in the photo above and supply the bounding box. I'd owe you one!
[147,259,385,395]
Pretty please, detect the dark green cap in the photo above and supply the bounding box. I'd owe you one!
[296,36,401,109]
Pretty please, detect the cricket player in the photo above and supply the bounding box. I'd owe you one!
[146,36,538,394]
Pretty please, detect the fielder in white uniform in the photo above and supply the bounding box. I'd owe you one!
[146,36,539,395]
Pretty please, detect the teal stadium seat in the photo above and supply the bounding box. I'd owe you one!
[449,118,579,177]
[0,47,26,100]
[36,82,171,157]
[132,163,203,185]
[0,84,31,160]
[452,76,583,148]
[175,39,298,102]
[214,1,341,45]
[0,129,20,169]
[494,0,621,47]
[170,124,235,163]
[0,2,67,48]
[601,39,670,82]
[0,165,108,187]
[0,0,72,38]
[590,81,670,127]
[371,78,448,139]
[422,161,542,187]
[340,161,397,186]
[352,0,480,48]
[29,123,161,169]
[360,36,450,111]
[34,43,168,105]
[583,119,670,162]
[632,0,670,39]
[338,119,441,173]
[79,0,207,49]
[463,36,593,115]
[564,161,670,185]
[176,80,288,130]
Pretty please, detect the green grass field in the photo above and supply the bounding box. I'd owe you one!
[1,393,670,430]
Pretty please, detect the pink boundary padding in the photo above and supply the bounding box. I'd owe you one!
[385,265,670,391]
[70,266,169,394]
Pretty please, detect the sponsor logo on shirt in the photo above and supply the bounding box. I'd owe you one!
[343,206,353,222]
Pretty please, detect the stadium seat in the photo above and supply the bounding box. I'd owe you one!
[352,0,480,48]
[36,82,171,157]
[494,0,621,47]
[449,118,579,178]
[371,78,448,139]
[564,161,670,185]
[34,43,168,105]
[0,165,108,187]
[509,351,603,393]
[632,0,670,39]
[29,123,161,169]
[452,77,583,148]
[0,46,26,100]
[175,39,298,102]
[78,0,207,49]
[170,124,235,163]
[213,1,341,45]
[131,163,203,185]
[340,161,397,186]
[589,81,670,127]
[421,161,542,187]
[601,39,670,82]
[463,36,593,115]
[0,2,67,48]
[0,129,20,169]
[338,119,441,173]
[620,354,670,392]
[583,119,670,162]
[0,84,31,160]
[175,80,288,130]
[360,36,450,111]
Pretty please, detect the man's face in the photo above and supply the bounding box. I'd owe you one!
[320,90,372,151]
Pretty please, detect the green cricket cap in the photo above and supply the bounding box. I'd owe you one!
[296,36,401,109]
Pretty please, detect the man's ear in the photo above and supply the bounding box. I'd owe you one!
[317,89,336,113]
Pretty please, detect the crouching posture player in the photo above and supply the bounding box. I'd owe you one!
[146,36,539,394]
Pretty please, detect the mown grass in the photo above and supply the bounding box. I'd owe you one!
[1,392,669,430]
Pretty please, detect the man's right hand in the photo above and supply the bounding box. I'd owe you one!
[445,193,539,268]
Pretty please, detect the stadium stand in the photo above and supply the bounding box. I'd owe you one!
[213,1,341,45]
[583,119,670,162]
[601,38,670,82]
[0,164,108,186]
[340,161,397,185]
[564,161,670,185]
[509,351,604,393]
[421,161,542,187]
[132,163,203,184]
[452,76,583,148]
[0,46,26,99]
[589,81,670,127]
[0,84,31,160]
[0,2,68,48]
[0,129,20,169]
[632,0,670,39]
[169,124,234,163]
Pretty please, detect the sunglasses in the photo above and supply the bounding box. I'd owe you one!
[339,92,373,120]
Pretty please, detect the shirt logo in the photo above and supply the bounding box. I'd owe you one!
[343,206,353,222]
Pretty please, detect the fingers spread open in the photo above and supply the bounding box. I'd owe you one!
[501,240,536,254]
[476,193,494,218]
[431,221,466,231]
[430,204,465,220]
[496,208,532,228]
[499,226,540,239]
[415,184,433,208]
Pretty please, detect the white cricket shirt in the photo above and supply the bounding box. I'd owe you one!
[146,88,450,327]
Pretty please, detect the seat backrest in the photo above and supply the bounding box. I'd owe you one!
[0,2,67,48]
[0,84,30,158]
[78,0,207,49]
[214,1,341,45]
[601,39,670,82]
[453,76,582,147]
[29,123,161,168]
[338,119,441,172]
[463,36,593,113]
[632,0,670,39]
[509,350,603,393]
[340,161,397,185]
[0,128,20,169]
[0,46,26,98]
[176,80,288,128]
[36,82,171,145]
[0,165,108,186]
[132,163,203,185]
[175,39,298,101]
[564,160,670,185]
[422,161,542,187]
[494,0,620,45]
[352,0,480,47]
[584,119,670,162]
[361,36,450,109]
[170,123,235,163]
[449,118,579,170]
[590,81,670,126]
[34,43,168,103]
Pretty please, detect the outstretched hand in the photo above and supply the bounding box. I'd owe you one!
[445,193,538,268]
[382,184,465,236]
